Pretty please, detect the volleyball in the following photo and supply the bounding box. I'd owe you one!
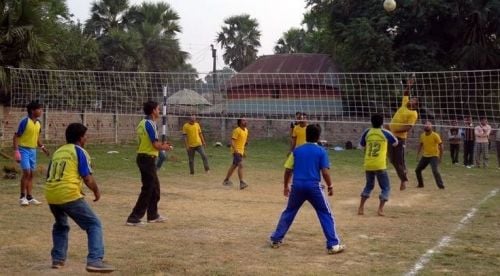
[384,0,397,12]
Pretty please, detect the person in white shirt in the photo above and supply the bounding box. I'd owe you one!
[474,117,492,168]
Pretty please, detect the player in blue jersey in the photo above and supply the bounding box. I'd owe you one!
[270,124,345,254]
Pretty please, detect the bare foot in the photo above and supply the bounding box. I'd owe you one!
[358,208,364,215]
[377,210,385,216]
[400,181,407,191]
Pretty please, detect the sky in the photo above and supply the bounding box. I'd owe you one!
[66,0,308,73]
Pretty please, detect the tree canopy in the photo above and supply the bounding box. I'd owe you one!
[275,0,499,72]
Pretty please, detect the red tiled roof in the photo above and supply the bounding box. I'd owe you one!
[240,53,338,73]
[225,54,339,89]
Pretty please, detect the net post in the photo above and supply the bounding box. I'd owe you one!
[43,104,49,141]
[113,108,118,144]
[80,109,86,126]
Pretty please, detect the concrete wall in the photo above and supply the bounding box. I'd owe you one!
[3,105,496,151]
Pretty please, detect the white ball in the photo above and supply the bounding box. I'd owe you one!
[384,0,397,12]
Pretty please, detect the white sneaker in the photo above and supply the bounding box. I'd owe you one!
[19,197,29,206]
[147,215,167,223]
[29,198,42,205]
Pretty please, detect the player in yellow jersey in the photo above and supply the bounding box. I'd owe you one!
[182,115,210,174]
[126,101,173,226]
[388,77,418,191]
[289,113,307,154]
[358,114,398,216]
[415,121,445,189]
[13,101,50,206]
[44,123,115,273]
[222,118,249,190]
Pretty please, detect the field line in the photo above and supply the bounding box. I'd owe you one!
[404,188,499,276]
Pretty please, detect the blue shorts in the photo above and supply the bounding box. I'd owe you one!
[232,153,243,165]
[19,147,37,171]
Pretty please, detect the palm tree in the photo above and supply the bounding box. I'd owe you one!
[216,14,261,72]
[274,28,306,54]
[123,2,187,71]
[84,0,129,38]
[0,0,68,85]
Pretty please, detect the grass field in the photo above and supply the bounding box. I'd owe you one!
[0,139,499,275]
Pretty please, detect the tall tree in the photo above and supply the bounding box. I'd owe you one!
[0,0,69,84]
[51,21,100,70]
[305,0,499,71]
[216,14,261,72]
[274,28,306,54]
[123,2,188,71]
[84,0,129,38]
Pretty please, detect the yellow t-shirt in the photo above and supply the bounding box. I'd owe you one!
[420,131,442,157]
[182,122,202,147]
[17,117,41,148]
[284,154,294,169]
[136,118,159,157]
[389,96,418,139]
[44,144,92,204]
[292,125,307,148]
[231,127,248,154]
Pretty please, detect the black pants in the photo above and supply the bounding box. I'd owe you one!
[415,157,444,189]
[449,143,460,164]
[388,138,408,182]
[127,154,161,223]
[463,140,474,166]
[496,141,500,168]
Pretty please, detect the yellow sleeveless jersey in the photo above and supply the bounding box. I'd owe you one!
[44,144,92,204]
[137,118,159,156]
[361,128,398,171]
[17,117,41,148]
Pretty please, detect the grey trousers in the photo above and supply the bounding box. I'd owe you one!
[187,146,210,174]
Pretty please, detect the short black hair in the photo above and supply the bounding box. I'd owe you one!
[306,124,321,143]
[295,111,302,116]
[237,118,244,127]
[66,123,87,144]
[371,113,384,128]
[143,101,159,115]
[26,101,42,115]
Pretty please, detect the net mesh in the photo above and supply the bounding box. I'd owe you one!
[6,67,500,143]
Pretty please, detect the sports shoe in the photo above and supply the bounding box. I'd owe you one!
[19,197,29,206]
[239,181,248,190]
[270,240,282,248]
[125,221,146,226]
[147,215,167,223]
[29,198,42,205]
[222,180,233,186]
[327,244,345,254]
[86,260,115,273]
[51,260,65,269]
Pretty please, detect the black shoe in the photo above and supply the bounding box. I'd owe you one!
[86,260,115,273]
[51,260,65,269]
[270,240,282,248]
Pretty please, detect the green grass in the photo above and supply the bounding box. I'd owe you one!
[0,139,499,275]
